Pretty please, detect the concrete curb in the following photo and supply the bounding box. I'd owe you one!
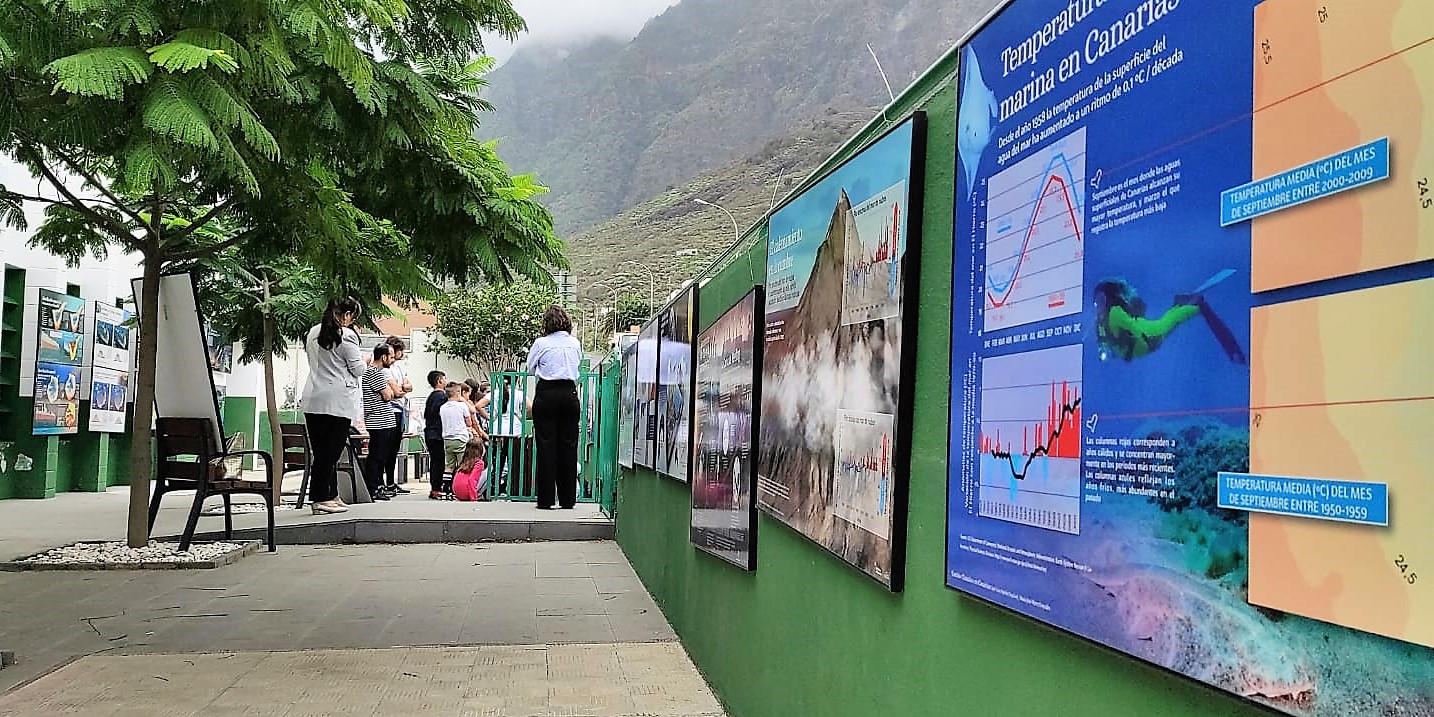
[175,518,615,546]
[0,540,262,572]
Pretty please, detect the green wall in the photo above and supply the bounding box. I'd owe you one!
[615,62,1266,717]
[0,269,132,498]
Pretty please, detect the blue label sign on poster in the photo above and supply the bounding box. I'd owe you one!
[1217,473,1388,526]
[1219,138,1390,226]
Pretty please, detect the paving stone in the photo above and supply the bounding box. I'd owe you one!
[0,644,726,717]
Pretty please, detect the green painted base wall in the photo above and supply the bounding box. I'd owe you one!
[616,77,1267,717]
[0,403,136,499]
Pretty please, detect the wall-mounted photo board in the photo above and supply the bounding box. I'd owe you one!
[632,319,659,468]
[757,113,926,590]
[618,340,638,469]
[691,287,762,571]
[655,287,696,482]
[946,0,1434,714]
[89,301,133,433]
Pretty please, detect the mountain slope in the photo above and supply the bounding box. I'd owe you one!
[480,0,994,234]
[565,109,875,305]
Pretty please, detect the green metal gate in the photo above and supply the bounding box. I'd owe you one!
[484,368,604,503]
[595,357,621,518]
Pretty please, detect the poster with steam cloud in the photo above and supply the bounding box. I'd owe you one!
[655,288,695,482]
[758,115,925,590]
[618,340,638,469]
[692,288,762,570]
[948,0,1434,714]
[632,319,659,468]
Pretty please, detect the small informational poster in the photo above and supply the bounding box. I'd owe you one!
[36,289,85,367]
[33,362,82,435]
[632,320,659,468]
[206,325,233,374]
[89,301,133,433]
[34,289,86,436]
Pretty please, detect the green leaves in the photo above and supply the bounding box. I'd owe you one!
[148,41,239,73]
[140,75,220,153]
[43,47,153,99]
[0,185,27,231]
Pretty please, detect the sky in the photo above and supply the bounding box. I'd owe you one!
[483,0,683,66]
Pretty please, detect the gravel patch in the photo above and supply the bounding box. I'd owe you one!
[1,540,260,571]
[200,503,298,516]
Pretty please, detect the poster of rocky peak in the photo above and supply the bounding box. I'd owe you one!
[757,114,926,590]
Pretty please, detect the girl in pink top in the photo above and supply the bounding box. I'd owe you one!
[451,437,488,501]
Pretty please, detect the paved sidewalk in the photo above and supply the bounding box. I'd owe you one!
[0,543,716,716]
[0,643,723,717]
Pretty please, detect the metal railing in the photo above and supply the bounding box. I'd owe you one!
[484,369,606,504]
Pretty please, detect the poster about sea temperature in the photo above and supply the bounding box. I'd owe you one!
[947,0,1434,714]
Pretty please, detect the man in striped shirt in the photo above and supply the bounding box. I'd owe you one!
[361,344,398,501]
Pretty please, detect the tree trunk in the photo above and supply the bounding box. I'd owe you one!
[262,279,283,504]
[127,248,162,548]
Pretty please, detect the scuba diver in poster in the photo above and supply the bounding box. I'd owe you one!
[1094,270,1247,365]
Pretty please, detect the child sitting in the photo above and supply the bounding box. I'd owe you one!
[451,436,488,502]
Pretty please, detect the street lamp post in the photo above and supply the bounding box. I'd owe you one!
[616,260,657,311]
[694,198,741,245]
[588,282,623,338]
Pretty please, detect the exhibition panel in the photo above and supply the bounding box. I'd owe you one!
[33,289,86,436]
[632,319,659,469]
[758,114,927,590]
[88,301,132,433]
[690,288,763,571]
[655,288,696,482]
[947,0,1434,714]
[618,340,638,469]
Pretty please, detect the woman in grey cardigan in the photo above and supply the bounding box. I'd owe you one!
[300,298,365,514]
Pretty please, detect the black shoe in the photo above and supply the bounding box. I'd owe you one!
[371,491,391,501]
[559,505,575,510]
[535,505,555,510]
[393,486,412,494]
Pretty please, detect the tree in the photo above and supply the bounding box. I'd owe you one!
[428,279,558,378]
[610,292,651,335]
[196,253,326,502]
[0,0,562,546]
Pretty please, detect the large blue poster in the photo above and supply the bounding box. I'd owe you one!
[948,0,1434,714]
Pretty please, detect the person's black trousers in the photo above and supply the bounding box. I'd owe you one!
[425,437,446,493]
[364,427,400,495]
[531,379,580,509]
[304,412,351,503]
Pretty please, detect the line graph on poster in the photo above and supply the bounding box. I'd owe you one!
[984,127,1087,333]
[978,344,1083,535]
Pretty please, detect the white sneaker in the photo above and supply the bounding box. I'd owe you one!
[312,502,349,515]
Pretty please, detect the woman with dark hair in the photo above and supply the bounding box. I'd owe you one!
[525,304,583,509]
[300,298,364,514]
